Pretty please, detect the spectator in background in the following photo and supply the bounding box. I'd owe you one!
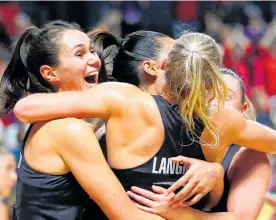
[14,12,32,38]
[171,1,199,37]
[4,121,27,163]
[0,20,11,49]
[264,38,276,97]
[223,43,251,96]
[120,1,144,37]
[0,152,17,220]
[244,4,267,43]
[143,1,173,37]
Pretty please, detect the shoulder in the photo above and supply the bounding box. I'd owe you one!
[88,82,141,98]
[43,118,93,142]
[89,82,145,111]
[210,105,246,134]
[211,105,245,123]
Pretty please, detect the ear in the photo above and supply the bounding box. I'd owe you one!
[241,102,248,113]
[40,65,60,82]
[160,59,166,70]
[142,60,158,76]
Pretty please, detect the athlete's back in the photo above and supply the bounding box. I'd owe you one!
[109,95,207,210]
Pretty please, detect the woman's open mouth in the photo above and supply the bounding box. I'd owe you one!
[84,74,97,84]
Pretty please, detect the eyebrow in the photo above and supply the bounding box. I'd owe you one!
[228,88,237,96]
[228,88,235,93]
[73,44,85,49]
[73,43,93,49]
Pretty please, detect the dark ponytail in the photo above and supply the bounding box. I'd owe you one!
[113,30,169,86]
[0,27,37,114]
[88,28,122,82]
[0,20,82,115]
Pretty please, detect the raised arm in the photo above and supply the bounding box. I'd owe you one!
[14,82,139,123]
[50,118,164,220]
[210,107,276,155]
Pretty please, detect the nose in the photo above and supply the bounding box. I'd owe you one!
[87,52,101,68]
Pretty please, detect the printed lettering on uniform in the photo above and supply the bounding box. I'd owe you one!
[152,157,187,174]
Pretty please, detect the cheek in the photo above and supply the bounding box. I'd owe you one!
[225,100,241,110]
[58,64,85,83]
[0,172,7,184]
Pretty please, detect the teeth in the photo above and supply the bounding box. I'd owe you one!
[85,73,94,77]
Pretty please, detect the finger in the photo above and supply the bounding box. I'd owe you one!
[131,186,159,201]
[170,156,192,165]
[152,185,167,194]
[166,171,192,196]
[181,192,205,207]
[134,203,157,214]
[168,178,198,206]
[170,182,204,206]
[127,191,155,207]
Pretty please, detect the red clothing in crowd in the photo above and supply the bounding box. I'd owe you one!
[264,55,276,97]
[223,44,271,97]
[223,46,252,96]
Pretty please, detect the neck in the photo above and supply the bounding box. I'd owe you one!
[139,84,158,95]
[140,84,177,104]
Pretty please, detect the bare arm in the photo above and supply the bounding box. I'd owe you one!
[233,119,276,154]
[49,118,164,220]
[129,149,270,220]
[209,107,276,155]
[14,82,139,123]
[0,202,9,220]
[164,149,271,220]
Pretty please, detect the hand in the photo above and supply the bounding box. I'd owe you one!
[127,185,174,215]
[166,156,224,208]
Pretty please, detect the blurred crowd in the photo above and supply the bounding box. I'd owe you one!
[1,1,276,219]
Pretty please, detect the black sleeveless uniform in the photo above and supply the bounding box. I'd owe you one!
[93,96,241,217]
[111,95,208,210]
[13,124,96,220]
[209,144,241,212]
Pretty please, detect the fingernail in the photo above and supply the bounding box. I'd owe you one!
[203,207,211,212]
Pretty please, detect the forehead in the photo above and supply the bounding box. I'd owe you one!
[60,30,91,50]
[223,75,240,92]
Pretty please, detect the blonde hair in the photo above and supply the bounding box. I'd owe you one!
[165,32,228,147]
[244,95,256,121]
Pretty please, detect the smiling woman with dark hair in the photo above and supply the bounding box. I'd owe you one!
[0,20,164,220]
